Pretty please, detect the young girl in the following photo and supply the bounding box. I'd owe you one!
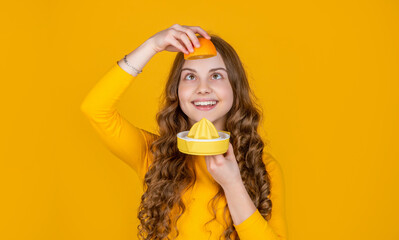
[81,24,288,240]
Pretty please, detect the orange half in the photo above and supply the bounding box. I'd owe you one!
[184,37,217,60]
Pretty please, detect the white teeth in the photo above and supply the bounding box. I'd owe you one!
[194,101,217,106]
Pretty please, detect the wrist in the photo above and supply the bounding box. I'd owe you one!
[222,180,244,192]
[118,39,158,77]
[142,38,159,55]
[117,59,139,77]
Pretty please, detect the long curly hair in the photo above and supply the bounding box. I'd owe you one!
[137,33,273,240]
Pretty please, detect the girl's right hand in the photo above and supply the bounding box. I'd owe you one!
[147,24,212,55]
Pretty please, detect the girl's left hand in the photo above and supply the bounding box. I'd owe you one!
[205,142,242,188]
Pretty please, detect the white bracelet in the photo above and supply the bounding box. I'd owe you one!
[123,55,142,75]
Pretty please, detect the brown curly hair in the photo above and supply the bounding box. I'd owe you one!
[137,33,273,240]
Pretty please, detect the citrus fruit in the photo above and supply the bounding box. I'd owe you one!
[184,37,217,60]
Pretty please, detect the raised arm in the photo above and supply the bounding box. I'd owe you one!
[80,39,158,178]
[80,24,212,178]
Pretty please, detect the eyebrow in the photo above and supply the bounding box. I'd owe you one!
[181,67,227,73]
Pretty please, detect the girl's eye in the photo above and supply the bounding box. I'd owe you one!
[212,73,223,79]
[184,73,223,80]
[185,74,195,80]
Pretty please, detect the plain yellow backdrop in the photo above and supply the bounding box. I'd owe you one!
[1,0,398,239]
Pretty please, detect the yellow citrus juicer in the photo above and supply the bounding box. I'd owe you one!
[184,36,217,60]
[177,118,230,156]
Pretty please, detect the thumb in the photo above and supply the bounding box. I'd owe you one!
[223,142,234,159]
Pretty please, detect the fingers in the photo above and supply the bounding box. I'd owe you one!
[205,156,209,168]
[174,25,200,48]
[183,25,212,40]
[223,142,234,159]
[168,29,190,54]
[170,24,212,52]
[205,155,222,169]
[178,32,195,53]
[170,25,196,52]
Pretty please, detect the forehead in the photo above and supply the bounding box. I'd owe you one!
[182,51,226,70]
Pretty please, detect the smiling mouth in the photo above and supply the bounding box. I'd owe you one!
[192,101,218,111]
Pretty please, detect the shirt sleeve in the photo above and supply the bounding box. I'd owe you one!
[233,155,288,240]
[80,62,158,179]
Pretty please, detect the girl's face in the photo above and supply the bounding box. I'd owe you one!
[178,51,234,131]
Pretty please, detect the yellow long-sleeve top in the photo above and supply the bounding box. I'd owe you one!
[81,62,288,240]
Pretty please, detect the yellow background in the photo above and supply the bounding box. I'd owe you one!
[1,0,398,239]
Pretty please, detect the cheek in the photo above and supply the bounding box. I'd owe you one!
[178,84,184,100]
[219,85,234,103]
[178,86,191,105]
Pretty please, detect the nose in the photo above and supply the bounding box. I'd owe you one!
[196,79,212,94]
